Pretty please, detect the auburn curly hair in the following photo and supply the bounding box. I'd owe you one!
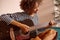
[20,0,42,11]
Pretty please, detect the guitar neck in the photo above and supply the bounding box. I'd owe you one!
[30,23,51,32]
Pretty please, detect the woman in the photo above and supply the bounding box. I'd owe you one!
[0,0,55,40]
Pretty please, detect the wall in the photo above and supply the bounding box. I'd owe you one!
[0,0,23,14]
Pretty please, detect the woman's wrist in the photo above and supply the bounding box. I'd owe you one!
[11,20,25,28]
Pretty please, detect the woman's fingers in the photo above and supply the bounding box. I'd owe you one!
[21,25,30,33]
[49,20,57,25]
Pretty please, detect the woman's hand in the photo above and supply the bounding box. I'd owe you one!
[10,28,15,40]
[20,24,30,33]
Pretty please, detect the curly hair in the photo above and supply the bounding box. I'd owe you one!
[20,0,42,11]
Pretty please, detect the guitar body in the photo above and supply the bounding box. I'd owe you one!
[0,19,57,40]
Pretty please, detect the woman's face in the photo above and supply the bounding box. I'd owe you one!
[25,2,39,15]
[33,2,39,13]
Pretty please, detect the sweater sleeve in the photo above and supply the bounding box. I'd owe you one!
[0,14,14,25]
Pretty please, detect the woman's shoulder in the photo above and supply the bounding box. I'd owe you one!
[0,12,25,16]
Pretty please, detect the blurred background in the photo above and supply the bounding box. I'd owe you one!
[54,0,60,27]
[0,0,55,25]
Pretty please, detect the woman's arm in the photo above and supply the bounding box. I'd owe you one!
[11,20,30,33]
